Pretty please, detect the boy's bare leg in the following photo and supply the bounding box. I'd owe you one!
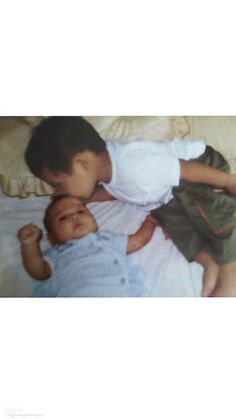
[194,250,220,297]
[210,261,236,297]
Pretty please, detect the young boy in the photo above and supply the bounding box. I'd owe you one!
[25,116,236,297]
[17,195,157,297]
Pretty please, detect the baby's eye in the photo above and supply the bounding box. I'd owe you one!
[60,215,67,221]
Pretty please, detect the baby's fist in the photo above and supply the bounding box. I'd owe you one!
[18,224,41,244]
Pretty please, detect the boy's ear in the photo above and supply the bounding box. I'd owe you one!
[71,152,92,169]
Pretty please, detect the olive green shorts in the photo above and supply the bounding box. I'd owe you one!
[151,146,236,264]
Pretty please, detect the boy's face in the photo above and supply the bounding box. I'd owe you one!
[46,196,98,245]
[42,152,98,200]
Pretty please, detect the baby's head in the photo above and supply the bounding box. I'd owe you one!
[25,117,107,200]
[44,195,98,245]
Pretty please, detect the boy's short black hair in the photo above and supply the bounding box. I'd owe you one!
[25,116,106,178]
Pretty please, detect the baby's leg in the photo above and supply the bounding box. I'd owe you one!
[210,261,236,297]
[194,250,220,297]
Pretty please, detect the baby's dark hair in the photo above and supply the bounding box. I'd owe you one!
[25,116,106,178]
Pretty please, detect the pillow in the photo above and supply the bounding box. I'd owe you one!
[0,117,53,198]
[22,116,44,127]
[0,116,189,197]
[85,116,189,142]
[185,116,236,173]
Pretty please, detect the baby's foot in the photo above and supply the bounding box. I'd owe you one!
[201,261,220,297]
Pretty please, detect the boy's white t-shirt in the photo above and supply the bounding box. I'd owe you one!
[101,138,206,210]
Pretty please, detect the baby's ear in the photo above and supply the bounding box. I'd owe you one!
[47,232,57,245]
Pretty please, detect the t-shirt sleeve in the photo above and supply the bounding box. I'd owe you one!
[99,232,128,254]
[43,247,55,275]
[166,137,206,159]
[111,233,128,254]
[122,148,181,192]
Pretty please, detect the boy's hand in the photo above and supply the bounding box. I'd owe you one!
[226,174,236,195]
[17,224,42,245]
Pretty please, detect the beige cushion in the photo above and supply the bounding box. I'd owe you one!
[22,116,44,127]
[0,117,52,198]
[0,116,189,197]
[85,116,189,142]
[185,116,236,173]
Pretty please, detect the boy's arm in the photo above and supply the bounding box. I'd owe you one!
[18,224,51,280]
[180,159,236,194]
[86,185,116,203]
[127,215,158,254]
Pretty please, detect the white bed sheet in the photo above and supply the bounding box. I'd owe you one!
[0,188,203,297]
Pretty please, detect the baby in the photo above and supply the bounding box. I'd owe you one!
[17,195,157,297]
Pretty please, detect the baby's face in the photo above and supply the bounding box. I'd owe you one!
[47,197,98,244]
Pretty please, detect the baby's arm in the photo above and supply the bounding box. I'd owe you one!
[180,160,236,194]
[86,185,116,203]
[17,224,51,280]
[127,215,158,254]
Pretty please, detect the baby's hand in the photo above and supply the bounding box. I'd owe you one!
[226,174,236,195]
[17,224,42,245]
